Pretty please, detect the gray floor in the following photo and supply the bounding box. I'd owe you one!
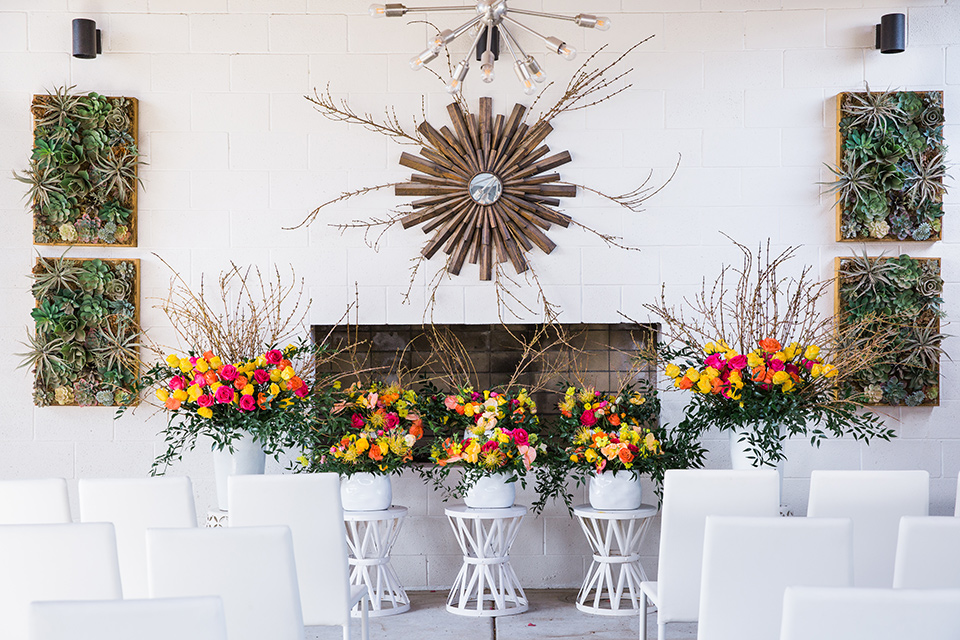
[307,590,697,640]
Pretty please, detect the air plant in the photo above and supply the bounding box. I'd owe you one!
[16,332,67,389]
[901,320,948,372]
[843,85,904,136]
[91,146,141,203]
[905,150,949,207]
[30,253,83,299]
[92,315,139,374]
[820,155,878,207]
[33,85,83,130]
[13,161,65,211]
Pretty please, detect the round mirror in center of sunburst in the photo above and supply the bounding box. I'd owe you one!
[468,172,503,205]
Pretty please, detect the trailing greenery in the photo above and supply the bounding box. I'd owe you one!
[15,86,139,246]
[19,254,139,407]
[824,87,948,242]
[838,253,946,406]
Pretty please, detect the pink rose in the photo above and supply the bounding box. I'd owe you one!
[265,349,283,365]
[238,395,256,411]
[444,396,459,410]
[512,428,529,447]
[253,369,270,385]
[785,363,800,376]
[481,440,499,452]
[295,385,309,398]
[215,385,235,404]
[168,376,185,391]
[351,414,365,429]
[728,355,748,370]
[197,394,214,407]
[218,365,238,382]
[767,358,785,372]
[189,356,197,365]
[385,413,399,429]
[580,409,598,427]
[704,353,724,369]
[192,374,207,387]
[805,359,816,370]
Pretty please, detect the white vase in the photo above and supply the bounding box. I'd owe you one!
[588,471,643,510]
[212,433,266,512]
[464,472,516,509]
[729,426,785,507]
[341,472,392,511]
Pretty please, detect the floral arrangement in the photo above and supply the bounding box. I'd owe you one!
[17,87,139,246]
[19,255,139,407]
[141,342,319,473]
[838,253,945,406]
[825,88,947,242]
[299,381,424,476]
[646,240,895,467]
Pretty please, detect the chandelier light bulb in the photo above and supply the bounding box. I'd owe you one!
[446,60,470,94]
[480,51,496,83]
[593,16,611,31]
[369,4,386,18]
[522,56,545,83]
[514,61,536,95]
[575,13,611,31]
[559,43,577,60]
[410,46,440,70]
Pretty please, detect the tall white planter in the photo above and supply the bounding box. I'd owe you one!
[212,432,266,511]
[729,426,785,505]
[588,471,643,510]
[464,472,516,509]
[341,472,393,511]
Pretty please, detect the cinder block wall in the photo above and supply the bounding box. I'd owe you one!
[0,0,958,589]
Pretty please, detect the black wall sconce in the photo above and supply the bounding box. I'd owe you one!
[72,18,102,59]
[875,13,905,54]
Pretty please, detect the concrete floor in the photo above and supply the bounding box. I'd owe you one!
[307,590,697,640]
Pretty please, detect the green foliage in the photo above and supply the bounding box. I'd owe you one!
[21,257,139,406]
[22,88,139,245]
[839,254,945,406]
[825,89,949,242]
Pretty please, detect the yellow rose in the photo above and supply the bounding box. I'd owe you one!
[209,356,222,369]
[270,369,283,382]
[703,367,719,381]
[584,403,592,410]
[729,370,743,386]
[804,345,820,360]
[781,379,796,392]
[772,352,786,363]
[155,388,170,402]
[165,354,180,366]
[464,404,475,417]
[356,438,369,453]
[210,381,222,392]
[172,389,188,402]
[784,342,799,360]
[256,356,267,367]
[178,358,193,373]
[823,364,838,378]
[269,383,280,396]
[570,454,579,463]
[685,368,700,382]
[198,407,213,419]
[811,363,824,378]
[772,371,791,385]
[665,363,681,378]
[584,449,597,462]
[194,358,209,373]
[696,378,711,393]
[747,352,763,368]
[241,384,255,396]
[724,349,738,360]
[187,385,202,402]
[498,432,510,443]
[704,342,716,355]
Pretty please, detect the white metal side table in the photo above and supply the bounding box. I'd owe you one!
[343,506,410,617]
[573,503,658,616]
[444,504,528,617]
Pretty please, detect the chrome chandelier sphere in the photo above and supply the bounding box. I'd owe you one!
[369,0,610,95]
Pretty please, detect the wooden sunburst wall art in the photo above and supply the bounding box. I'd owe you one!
[395,97,576,281]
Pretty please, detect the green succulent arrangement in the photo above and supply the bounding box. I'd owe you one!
[825,87,948,242]
[837,253,945,406]
[19,254,140,407]
[15,86,140,246]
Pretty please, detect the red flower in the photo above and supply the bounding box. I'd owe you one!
[168,376,185,391]
[238,395,256,411]
[580,409,598,427]
[513,428,529,446]
[294,385,309,398]
[197,394,214,408]
[728,355,748,370]
[218,365,238,382]
[214,385,235,404]
[253,369,270,384]
[350,414,365,429]
[481,440,499,452]
[265,350,283,365]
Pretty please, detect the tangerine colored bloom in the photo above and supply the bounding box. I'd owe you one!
[758,338,781,353]
[618,447,634,464]
[409,418,424,439]
[369,444,384,461]
[165,397,182,410]
[203,370,218,385]
[607,413,621,426]
[678,377,694,390]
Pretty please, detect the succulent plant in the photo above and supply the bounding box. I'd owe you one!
[53,385,75,405]
[840,251,896,297]
[92,315,139,374]
[33,85,83,129]
[844,86,905,136]
[73,377,97,406]
[17,332,67,389]
[881,378,908,404]
[92,147,140,203]
[31,254,83,299]
[78,259,113,295]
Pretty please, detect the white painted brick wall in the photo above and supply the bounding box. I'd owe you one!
[1,1,959,589]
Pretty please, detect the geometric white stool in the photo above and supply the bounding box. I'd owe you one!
[444,505,528,617]
[573,503,658,616]
[343,506,410,618]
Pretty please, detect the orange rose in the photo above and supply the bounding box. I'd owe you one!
[607,413,621,426]
[369,444,384,461]
[202,350,214,360]
[233,375,248,390]
[752,366,766,382]
[409,419,423,439]
[758,338,781,353]
[204,371,218,385]
[164,397,182,410]
[710,377,725,393]
[678,377,694,390]
[618,447,634,464]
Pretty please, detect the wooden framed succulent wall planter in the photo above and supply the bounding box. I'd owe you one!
[18,87,140,247]
[831,90,946,243]
[23,256,140,407]
[835,255,944,407]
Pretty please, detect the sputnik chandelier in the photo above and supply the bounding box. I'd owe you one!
[368,0,610,95]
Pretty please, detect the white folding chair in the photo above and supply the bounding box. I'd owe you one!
[807,470,929,587]
[0,523,122,639]
[639,469,780,640]
[954,475,960,517]
[780,586,960,640]
[29,596,228,640]
[893,516,960,589]
[147,526,305,640]
[698,516,853,640]
[0,478,71,524]
[79,477,198,598]
[228,473,368,640]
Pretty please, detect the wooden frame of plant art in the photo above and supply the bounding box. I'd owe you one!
[835,254,944,407]
[21,255,140,407]
[830,89,946,242]
[17,87,140,247]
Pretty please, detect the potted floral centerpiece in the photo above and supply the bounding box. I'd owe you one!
[426,387,545,509]
[647,240,896,470]
[559,384,702,510]
[297,381,423,511]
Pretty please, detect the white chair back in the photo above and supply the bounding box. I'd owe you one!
[807,470,929,587]
[893,516,960,589]
[955,475,960,517]
[0,478,71,524]
[29,596,228,640]
[780,586,960,640]
[0,523,122,639]
[227,473,351,627]
[657,469,780,623]
[79,477,198,598]
[146,526,305,640]
[698,516,852,640]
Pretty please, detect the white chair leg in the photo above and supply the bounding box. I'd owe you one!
[360,595,369,640]
[639,591,647,640]
[657,621,666,640]
[342,623,350,640]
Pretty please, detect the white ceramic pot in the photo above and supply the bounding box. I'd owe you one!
[729,426,785,504]
[464,472,516,509]
[341,472,392,511]
[212,432,266,511]
[588,471,643,510]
